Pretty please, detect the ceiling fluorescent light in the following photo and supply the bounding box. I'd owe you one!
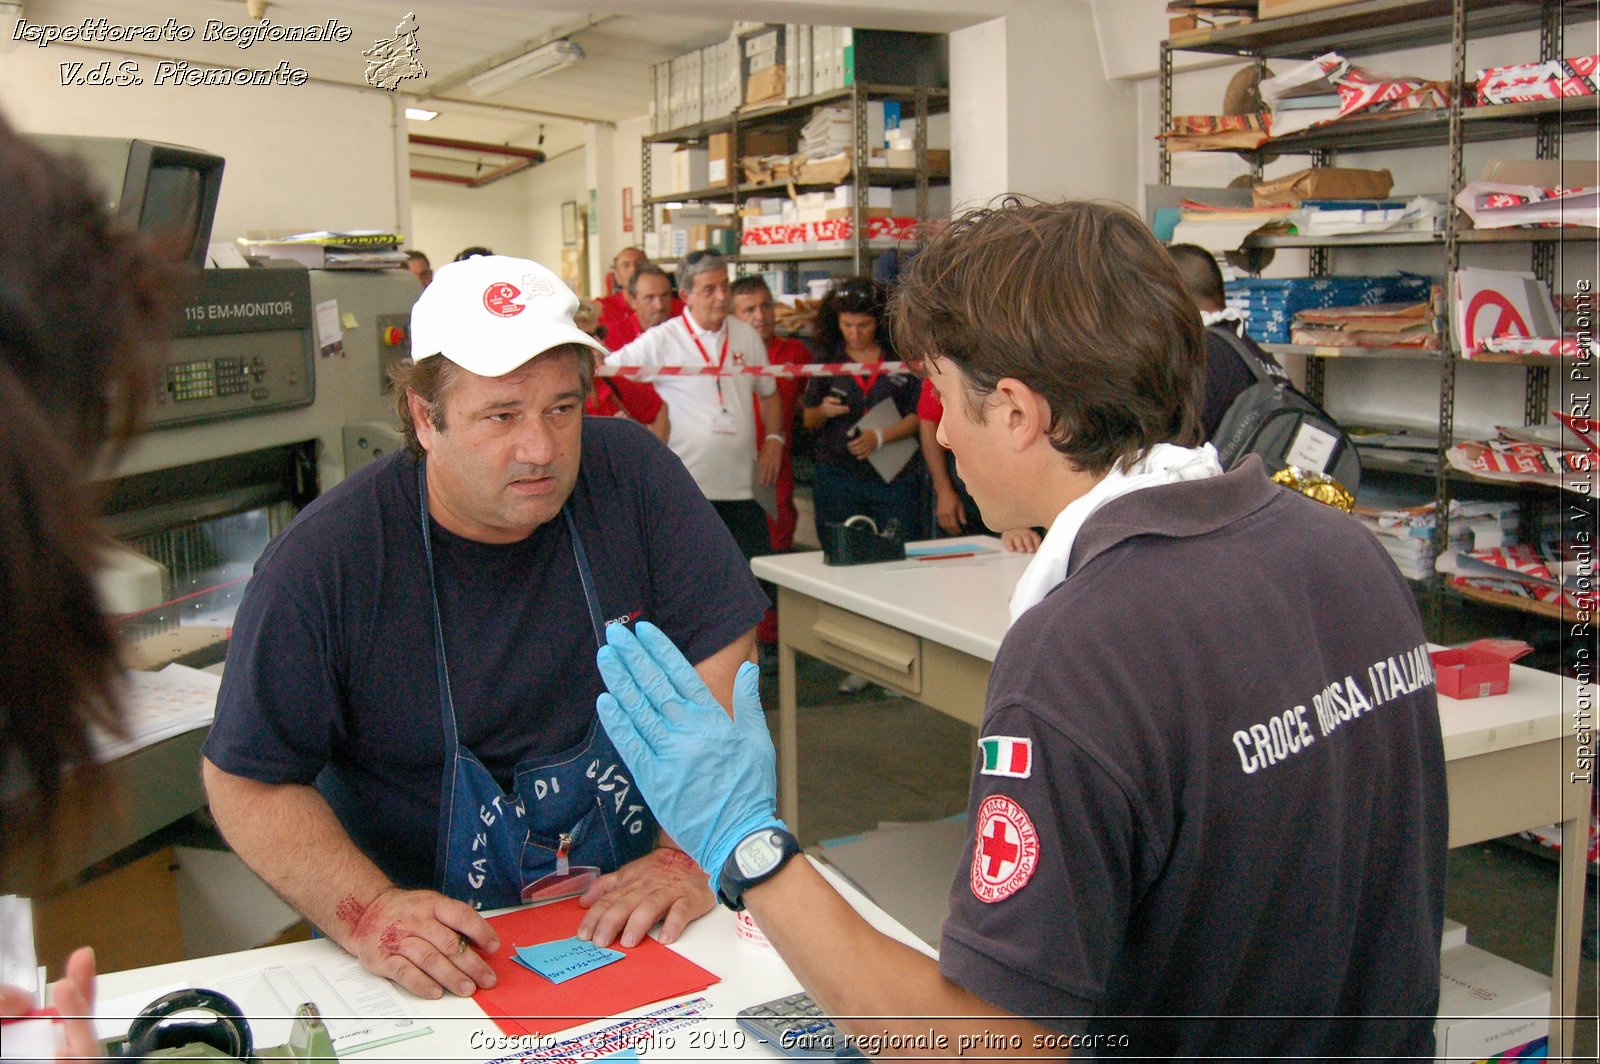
[468,40,585,97]
[405,107,439,121]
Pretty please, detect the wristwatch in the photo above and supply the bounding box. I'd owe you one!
[716,826,800,911]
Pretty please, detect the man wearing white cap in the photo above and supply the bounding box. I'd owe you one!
[203,256,768,1000]
[607,251,785,566]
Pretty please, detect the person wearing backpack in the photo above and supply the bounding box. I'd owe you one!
[1168,243,1361,496]
[1167,243,1288,437]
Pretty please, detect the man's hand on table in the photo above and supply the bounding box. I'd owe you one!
[576,846,715,948]
[339,887,500,1000]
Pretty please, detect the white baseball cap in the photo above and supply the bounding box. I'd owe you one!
[409,255,607,376]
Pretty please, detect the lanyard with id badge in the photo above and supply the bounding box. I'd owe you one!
[684,312,739,436]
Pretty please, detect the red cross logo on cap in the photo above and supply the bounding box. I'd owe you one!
[483,281,525,318]
[970,794,1038,903]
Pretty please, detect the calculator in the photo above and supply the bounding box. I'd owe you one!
[737,992,866,1059]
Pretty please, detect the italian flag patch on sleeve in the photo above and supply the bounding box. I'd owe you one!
[978,736,1032,778]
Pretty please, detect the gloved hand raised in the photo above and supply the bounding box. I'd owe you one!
[595,622,784,887]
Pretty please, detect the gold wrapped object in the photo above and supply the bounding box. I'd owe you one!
[1271,466,1356,513]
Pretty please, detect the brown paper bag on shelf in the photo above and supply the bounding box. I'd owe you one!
[1252,167,1393,206]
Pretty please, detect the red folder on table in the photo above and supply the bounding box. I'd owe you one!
[474,899,720,1038]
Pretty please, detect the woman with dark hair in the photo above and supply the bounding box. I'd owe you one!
[800,277,925,541]
[0,112,174,1055]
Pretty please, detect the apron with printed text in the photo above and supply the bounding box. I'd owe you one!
[418,463,657,909]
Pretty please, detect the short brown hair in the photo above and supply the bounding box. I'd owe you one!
[892,198,1203,476]
[388,346,597,458]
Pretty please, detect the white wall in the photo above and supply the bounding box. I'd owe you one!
[949,5,1138,210]
[410,170,536,265]
[0,44,401,242]
[522,149,591,278]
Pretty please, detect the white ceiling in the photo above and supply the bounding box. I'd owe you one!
[22,0,1002,183]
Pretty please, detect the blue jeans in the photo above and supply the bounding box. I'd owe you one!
[812,462,927,541]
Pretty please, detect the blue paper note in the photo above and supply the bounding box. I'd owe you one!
[513,937,626,984]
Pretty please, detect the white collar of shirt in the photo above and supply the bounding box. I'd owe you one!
[683,308,726,344]
[1008,443,1225,624]
[1201,307,1246,328]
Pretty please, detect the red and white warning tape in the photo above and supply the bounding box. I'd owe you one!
[596,360,913,378]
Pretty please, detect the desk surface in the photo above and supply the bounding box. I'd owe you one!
[754,536,1031,661]
[755,540,1587,762]
[94,861,929,1063]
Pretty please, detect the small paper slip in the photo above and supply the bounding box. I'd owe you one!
[513,938,624,984]
[853,397,918,484]
[477,899,719,1039]
[216,957,429,1056]
[905,543,996,559]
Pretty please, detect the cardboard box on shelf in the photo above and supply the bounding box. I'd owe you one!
[1258,0,1361,17]
[671,146,710,193]
[1252,167,1394,207]
[823,206,893,221]
[746,64,786,107]
[1434,944,1549,1063]
[709,132,734,188]
[1430,639,1534,700]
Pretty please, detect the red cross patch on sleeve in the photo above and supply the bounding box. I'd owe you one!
[969,794,1040,903]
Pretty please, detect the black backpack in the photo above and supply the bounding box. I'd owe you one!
[1207,325,1361,494]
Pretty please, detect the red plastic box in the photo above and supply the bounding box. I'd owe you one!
[1430,639,1534,700]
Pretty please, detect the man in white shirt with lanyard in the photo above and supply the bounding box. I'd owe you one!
[607,251,784,564]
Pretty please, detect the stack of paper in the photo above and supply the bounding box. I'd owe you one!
[237,230,408,270]
[800,107,851,156]
[1347,424,1441,473]
[1294,195,1445,237]
[1291,299,1439,348]
[1454,181,1599,229]
[1445,415,1597,497]
[1169,198,1295,251]
[1475,55,1600,105]
[91,663,220,761]
[1437,543,1594,614]
[1259,52,1449,139]
[1226,274,1433,344]
[1354,499,1519,580]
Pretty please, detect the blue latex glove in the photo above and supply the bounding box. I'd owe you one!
[595,622,784,889]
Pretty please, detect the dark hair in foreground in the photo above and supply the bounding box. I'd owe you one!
[0,112,173,834]
[891,198,1204,476]
[816,276,895,359]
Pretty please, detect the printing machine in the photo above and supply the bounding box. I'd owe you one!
[5,263,419,944]
[98,264,416,672]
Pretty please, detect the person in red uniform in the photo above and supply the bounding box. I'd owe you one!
[729,275,811,650]
[599,249,684,351]
[730,276,811,553]
[575,299,670,442]
[918,377,1040,553]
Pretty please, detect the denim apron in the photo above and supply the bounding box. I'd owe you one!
[417,463,657,909]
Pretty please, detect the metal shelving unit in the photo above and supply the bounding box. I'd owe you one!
[642,83,950,279]
[1161,0,1596,597]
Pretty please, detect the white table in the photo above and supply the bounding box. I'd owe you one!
[92,861,929,1062]
[753,537,1592,1058]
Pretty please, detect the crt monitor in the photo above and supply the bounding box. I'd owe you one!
[30,135,224,269]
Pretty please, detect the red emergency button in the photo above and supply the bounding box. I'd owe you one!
[382,325,407,346]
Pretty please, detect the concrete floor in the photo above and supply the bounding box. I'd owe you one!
[765,652,1600,1060]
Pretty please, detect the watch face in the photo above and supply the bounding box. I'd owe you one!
[736,834,780,877]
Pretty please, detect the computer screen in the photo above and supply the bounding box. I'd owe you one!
[30,135,224,269]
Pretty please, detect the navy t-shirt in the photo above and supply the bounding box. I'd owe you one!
[204,417,768,889]
[802,361,922,483]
